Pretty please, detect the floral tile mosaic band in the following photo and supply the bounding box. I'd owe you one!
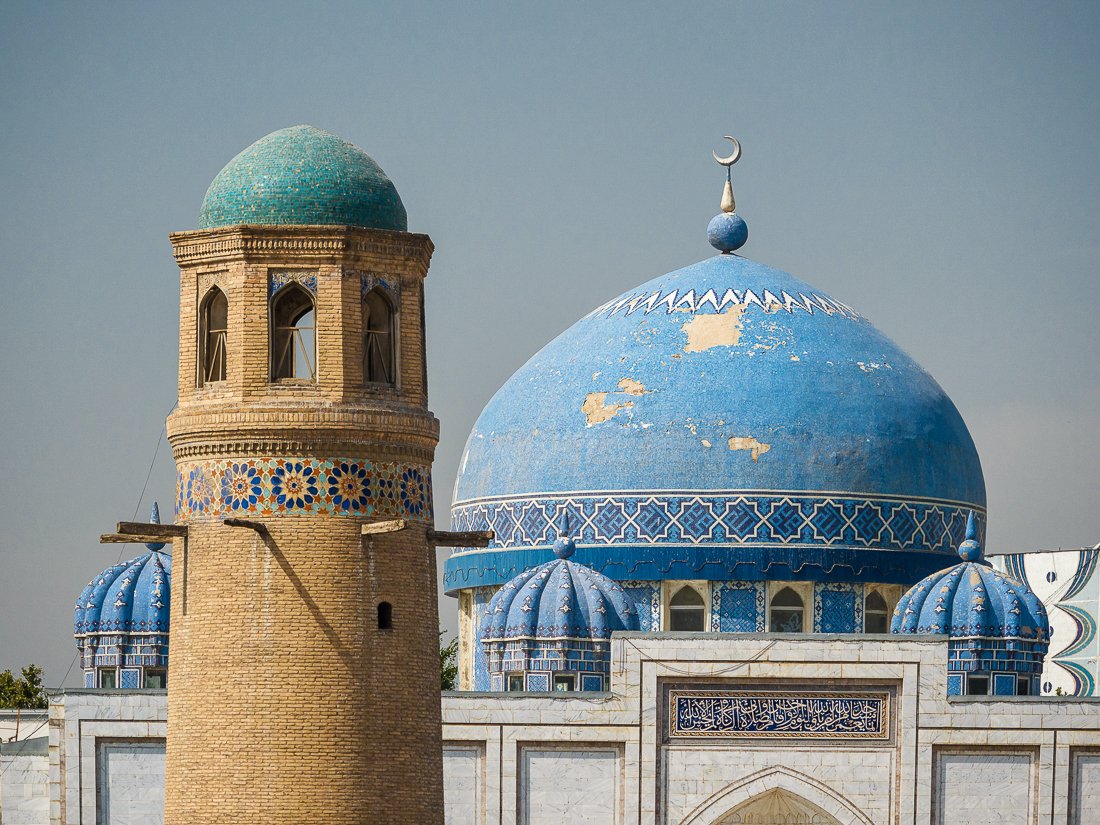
[176,458,432,522]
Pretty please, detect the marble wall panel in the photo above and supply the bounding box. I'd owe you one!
[1071,752,1100,825]
[0,753,49,825]
[444,745,483,825]
[519,748,620,825]
[97,740,166,825]
[934,751,1032,825]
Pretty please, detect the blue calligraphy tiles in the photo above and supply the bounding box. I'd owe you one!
[668,689,891,740]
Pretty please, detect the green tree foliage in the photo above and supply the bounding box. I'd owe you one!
[0,665,48,710]
[440,633,459,691]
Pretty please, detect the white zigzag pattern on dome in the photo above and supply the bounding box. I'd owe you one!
[585,286,862,320]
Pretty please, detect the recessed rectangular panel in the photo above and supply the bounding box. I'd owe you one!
[443,745,483,825]
[520,748,620,825]
[1071,752,1100,825]
[934,751,1031,825]
[96,739,166,825]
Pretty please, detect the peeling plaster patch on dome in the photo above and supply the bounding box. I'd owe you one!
[728,436,771,462]
[582,392,634,425]
[701,439,712,448]
[857,361,892,373]
[681,305,745,352]
[617,377,648,396]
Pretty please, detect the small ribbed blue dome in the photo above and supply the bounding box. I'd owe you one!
[198,125,407,231]
[483,554,639,642]
[892,557,1048,641]
[892,513,1048,695]
[74,550,171,635]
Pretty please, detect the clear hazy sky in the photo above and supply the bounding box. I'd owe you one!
[2,2,1098,687]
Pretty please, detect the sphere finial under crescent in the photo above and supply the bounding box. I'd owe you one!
[712,136,742,167]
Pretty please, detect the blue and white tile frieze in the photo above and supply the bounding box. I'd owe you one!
[452,491,981,555]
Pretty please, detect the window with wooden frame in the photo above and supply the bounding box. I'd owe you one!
[271,284,316,381]
[199,286,227,385]
[669,586,706,631]
[362,287,396,386]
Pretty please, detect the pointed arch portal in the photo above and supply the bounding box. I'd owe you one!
[716,788,839,825]
[679,767,873,825]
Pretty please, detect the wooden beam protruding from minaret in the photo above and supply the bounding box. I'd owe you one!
[361,519,409,536]
[101,521,188,544]
[426,530,493,548]
[223,518,269,535]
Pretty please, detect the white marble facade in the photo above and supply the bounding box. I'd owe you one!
[20,636,1100,824]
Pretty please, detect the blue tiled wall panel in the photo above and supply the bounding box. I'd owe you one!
[994,674,1017,696]
[526,673,550,692]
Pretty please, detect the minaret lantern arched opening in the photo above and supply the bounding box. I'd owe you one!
[271,283,316,381]
[199,286,228,385]
[363,287,396,386]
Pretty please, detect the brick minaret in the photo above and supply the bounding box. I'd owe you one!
[164,128,442,824]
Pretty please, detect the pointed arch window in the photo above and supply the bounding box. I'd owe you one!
[199,286,227,385]
[770,587,804,633]
[864,590,889,633]
[271,284,316,381]
[669,586,706,631]
[363,287,396,385]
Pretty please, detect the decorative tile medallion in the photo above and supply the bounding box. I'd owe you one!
[452,492,981,555]
[668,688,890,740]
[176,458,432,522]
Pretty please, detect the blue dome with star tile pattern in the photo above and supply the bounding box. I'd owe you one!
[892,513,1049,695]
[74,549,171,636]
[482,539,639,642]
[892,515,1048,644]
[198,125,407,231]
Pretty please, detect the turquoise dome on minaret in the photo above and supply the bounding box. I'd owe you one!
[198,125,407,231]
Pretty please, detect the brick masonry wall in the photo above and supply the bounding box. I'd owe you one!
[165,226,443,825]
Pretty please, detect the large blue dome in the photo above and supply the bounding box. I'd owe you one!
[198,125,407,231]
[446,253,985,592]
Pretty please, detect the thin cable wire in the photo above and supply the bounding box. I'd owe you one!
[2,419,172,775]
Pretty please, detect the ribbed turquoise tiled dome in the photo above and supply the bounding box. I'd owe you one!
[198,125,407,231]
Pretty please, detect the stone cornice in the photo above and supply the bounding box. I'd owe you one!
[168,225,434,274]
[167,403,439,454]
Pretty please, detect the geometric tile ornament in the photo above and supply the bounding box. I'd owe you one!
[176,457,432,522]
[452,492,977,555]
